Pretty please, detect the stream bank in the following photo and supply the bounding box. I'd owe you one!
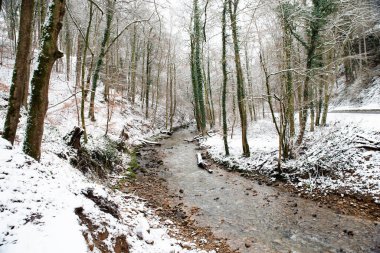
[128,128,380,253]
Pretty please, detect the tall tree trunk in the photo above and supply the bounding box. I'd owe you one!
[321,49,334,126]
[190,38,201,131]
[4,0,18,53]
[23,0,65,160]
[22,47,32,108]
[89,0,115,121]
[283,21,295,137]
[65,14,71,81]
[169,64,173,129]
[203,51,215,128]
[74,35,83,125]
[3,0,35,145]
[165,40,171,129]
[140,35,146,106]
[221,0,229,156]
[145,31,152,119]
[207,54,215,127]
[193,0,206,135]
[203,57,211,126]
[244,43,256,122]
[129,24,137,104]
[152,40,163,127]
[229,0,250,157]
[296,28,318,145]
[310,84,315,132]
[315,80,323,126]
[80,2,94,143]
[169,63,177,131]
[37,0,46,44]
[84,54,94,98]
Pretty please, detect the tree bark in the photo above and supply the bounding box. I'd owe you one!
[229,0,250,157]
[207,54,215,127]
[190,38,201,132]
[23,0,66,160]
[89,0,115,121]
[283,20,295,137]
[37,0,47,44]
[193,0,206,135]
[322,49,334,126]
[74,35,83,125]
[3,0,35,145]
[80,2,94,143]
[145,30,153,119]
[65,14,71,81]
[129,24,137,104]
[221,0,229,156]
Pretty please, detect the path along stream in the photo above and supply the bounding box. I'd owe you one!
[146,128,380,253]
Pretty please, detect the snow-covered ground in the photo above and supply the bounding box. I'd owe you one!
[202,112,380,203]
[0,54,208,252]
[0,138,210,253]
[331,74,380,111]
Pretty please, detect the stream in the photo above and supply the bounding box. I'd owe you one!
[151,128,380,253]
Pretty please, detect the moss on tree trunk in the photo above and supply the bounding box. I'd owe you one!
[229,0,250,157]
[23,0,66,161]
[89,0,115,121]
[3,0,35,145]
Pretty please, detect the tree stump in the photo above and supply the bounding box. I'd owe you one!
[67,127,84,150]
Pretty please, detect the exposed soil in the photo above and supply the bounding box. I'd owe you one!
[75,207,129,253]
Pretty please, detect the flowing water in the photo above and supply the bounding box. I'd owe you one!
[157,128,380,253]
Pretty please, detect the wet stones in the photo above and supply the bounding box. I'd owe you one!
[343,229,354,237]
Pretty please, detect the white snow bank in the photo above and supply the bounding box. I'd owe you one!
[202,115,380,202]
[0,139,213,252]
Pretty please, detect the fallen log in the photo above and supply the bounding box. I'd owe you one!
[356,134,380,145]
[196,153,213,173]
[355,145,380,151]
[160,130,173,136]
[207,132,216,137]
[137,138,161,146]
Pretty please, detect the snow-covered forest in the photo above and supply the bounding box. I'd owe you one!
[0,0,379,252]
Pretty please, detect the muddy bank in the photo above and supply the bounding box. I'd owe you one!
[128,144,234,252]
[129,128,380,253]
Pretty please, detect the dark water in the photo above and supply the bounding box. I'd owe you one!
[158,128,380,253]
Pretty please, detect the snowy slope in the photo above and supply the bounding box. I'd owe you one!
[0,138,211,253]
[202,114,380,203]
[0,53,206,252]
[331,73,380,111]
